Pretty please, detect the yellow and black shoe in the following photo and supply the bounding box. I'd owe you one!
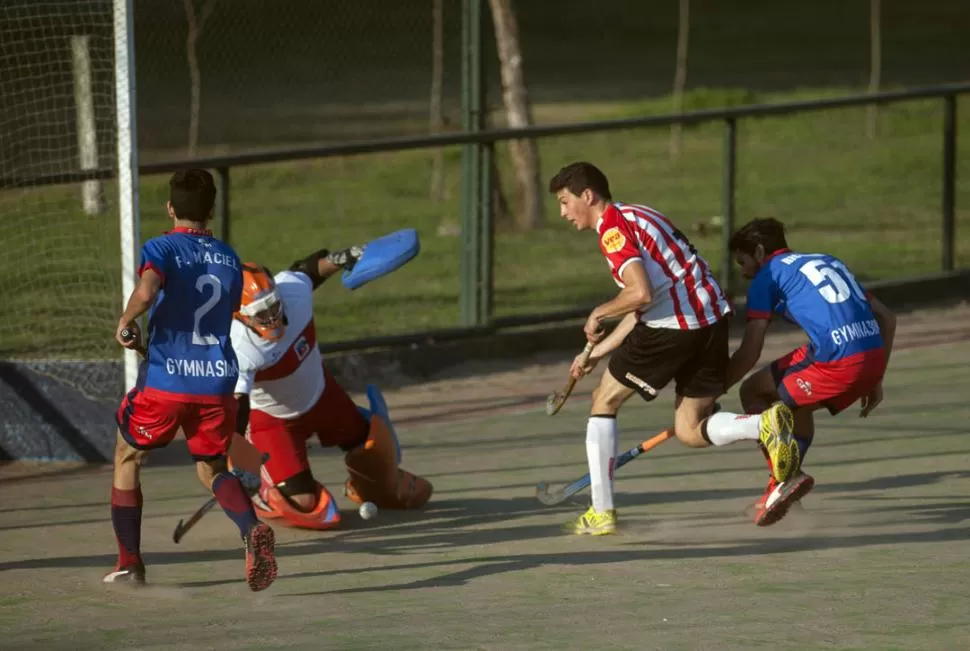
[563,506,617,536]
[759,402,800,483]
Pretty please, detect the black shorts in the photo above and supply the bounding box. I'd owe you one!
[608,317,730,401]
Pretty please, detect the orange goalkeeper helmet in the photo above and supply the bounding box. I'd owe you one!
[236,263,285,341]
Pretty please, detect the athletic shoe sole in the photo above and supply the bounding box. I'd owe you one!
[245,523,277,592]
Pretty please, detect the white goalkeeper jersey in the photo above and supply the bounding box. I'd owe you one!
[231,270,325,420]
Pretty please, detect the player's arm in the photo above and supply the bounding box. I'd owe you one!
[858,293,896,418]
[571,311,638,378]
[234,393,250,435]
[115,268,163,347]
[725,270,776,390]
[725,318,770,390]
[585,261,654,342]
[868,293,896,364]
[592,312,638,358]
[289,246,364,291]
[232,349,258,435]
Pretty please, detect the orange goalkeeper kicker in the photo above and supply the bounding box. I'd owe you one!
[534,430,674,506]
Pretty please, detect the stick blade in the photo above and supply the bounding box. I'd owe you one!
[545,392,564,416]
[535,481,567,506]
[172,519,187,544]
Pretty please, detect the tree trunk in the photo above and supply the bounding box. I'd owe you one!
[429,0,445,203]
[669,0,690,158]
[182,0,218,158]
[866,0,881,140]
[488,0,542,231]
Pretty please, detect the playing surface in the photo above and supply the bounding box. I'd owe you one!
[2,320,969,650]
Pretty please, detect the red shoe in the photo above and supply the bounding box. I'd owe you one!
[244,523,277,592]
[754,472,815,527]
[755,475,779,512]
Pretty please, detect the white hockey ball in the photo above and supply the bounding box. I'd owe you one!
[358,501,378,520]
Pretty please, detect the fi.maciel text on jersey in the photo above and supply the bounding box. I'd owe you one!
[173,250,239,270]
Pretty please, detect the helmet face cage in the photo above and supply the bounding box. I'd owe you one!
[238,264,286,340]
[248,296,283,329]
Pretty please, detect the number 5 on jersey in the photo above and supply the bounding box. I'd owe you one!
[799,259,865,304]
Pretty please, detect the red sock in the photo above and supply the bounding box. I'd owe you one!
[111,486,143,567]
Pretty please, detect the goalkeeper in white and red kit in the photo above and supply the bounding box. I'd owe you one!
[229,245,432,530]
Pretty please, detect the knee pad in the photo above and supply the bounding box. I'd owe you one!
[344,413,432,510]
[258,480,341,531]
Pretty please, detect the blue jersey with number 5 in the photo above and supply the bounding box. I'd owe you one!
[139,227,242,401]
[746,249,883,362]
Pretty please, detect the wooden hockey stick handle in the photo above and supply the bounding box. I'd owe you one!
[563,341,595,395]
[546,342,596,416]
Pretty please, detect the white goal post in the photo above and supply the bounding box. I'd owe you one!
[113,0,140,392]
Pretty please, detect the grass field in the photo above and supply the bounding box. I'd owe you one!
[1,333,968,649]
[3,89,970,359]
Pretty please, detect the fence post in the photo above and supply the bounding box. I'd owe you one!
[942,95,957,271]
[479,141,494,322]
[721,118,737,299]
[459,0,486,326]
[215,166,231,244]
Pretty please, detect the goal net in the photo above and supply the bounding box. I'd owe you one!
[0,0,138,404]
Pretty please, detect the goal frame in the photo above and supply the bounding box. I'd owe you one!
[113,0,140,390]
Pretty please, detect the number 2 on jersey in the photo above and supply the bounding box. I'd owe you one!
[192,274,223,346]
[799,258,865,304]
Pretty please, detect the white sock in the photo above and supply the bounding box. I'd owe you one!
[703,411,761,446]
[586,416,617,512]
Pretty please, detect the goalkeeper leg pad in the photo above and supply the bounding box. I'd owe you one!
[344,414,432,509]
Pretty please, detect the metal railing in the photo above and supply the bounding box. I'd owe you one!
[3,81,966,351]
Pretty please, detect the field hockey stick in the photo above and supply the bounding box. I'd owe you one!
[534,402,721,506]
[172,452,270,544]
[172,496,217,543]
[119,326,146,357]
[535,430,673,506]
[546,342,595,416]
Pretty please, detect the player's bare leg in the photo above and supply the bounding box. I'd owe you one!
[104,431,149,584]
[671,394,722,447]
[564,370,633,536]
[200,456,277,591]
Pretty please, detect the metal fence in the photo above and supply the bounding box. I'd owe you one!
[3,81,966,353]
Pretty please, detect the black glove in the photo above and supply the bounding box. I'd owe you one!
[325,245,364,271]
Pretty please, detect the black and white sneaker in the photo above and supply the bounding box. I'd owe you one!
[102,563,146,585]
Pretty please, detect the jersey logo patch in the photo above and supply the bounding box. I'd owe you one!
[293,335,311,361]
[601,227,626,254]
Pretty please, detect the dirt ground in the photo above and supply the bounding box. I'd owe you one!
[1,303,969,650]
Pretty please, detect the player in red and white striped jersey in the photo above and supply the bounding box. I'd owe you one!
[550,162,799,535]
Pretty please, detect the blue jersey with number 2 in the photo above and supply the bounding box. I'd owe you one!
[746,249,883,362]
[139,227,242,400]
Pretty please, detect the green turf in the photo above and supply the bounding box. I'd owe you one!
[1,339,968,650]
[2,89,969,359]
